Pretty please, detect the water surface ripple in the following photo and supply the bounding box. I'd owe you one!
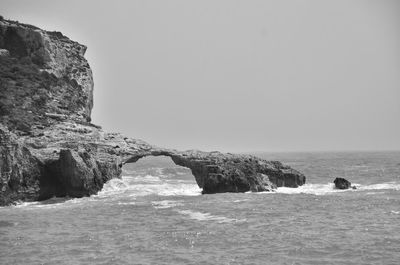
[1,152,399,264]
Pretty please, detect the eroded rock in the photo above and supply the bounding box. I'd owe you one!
[0,18,306,205]
[333,177,354,190]
[0,125,41,205]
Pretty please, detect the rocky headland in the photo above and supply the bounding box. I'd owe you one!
[0,17,305,206]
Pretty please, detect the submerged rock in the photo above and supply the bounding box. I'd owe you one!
[0,18,306,205]
[333,177,356,190]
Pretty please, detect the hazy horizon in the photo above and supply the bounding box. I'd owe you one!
[1,0,399,153]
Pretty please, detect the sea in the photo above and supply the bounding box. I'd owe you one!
[1,151,399,265]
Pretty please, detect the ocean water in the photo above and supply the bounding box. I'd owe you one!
[1,151,400,265]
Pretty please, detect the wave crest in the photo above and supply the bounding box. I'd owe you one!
[98,174,202,198]
[276,182,400,195]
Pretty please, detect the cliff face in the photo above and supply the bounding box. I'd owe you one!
[0,18,305,206]
[0,19,93,132]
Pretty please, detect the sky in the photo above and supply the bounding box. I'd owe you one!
[1,0,399,152]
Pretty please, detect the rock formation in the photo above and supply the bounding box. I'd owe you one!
[333,177,355,190]
[0,17,306,206]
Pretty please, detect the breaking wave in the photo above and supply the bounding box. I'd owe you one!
[98,174,202,198]
[9,171,201,209]
[358,182,400,191]
[276,182,400,195]
[11,197,83,209]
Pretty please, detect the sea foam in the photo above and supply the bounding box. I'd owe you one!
[358,182,400,191]
[152,200,183,209]
[275,181,400,195]
[177,209,246,224]
[98,174,202,198]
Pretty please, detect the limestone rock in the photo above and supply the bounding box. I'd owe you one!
[333,177,353,189]
[123,149,303,194]
[0,18,306,205]
[0,18,93,132]
[0,125,41,205]
[57,149,121,197]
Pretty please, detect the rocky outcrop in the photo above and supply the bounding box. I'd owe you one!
[0,18,306,206]
[333,177,355,190]
[0,18,93,133]
[0,125,42,205]
[125,150,305,193]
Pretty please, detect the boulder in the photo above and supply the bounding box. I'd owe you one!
[333,177,354,189]
[57,149,122,197]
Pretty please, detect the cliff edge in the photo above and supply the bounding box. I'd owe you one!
[0,18,305,206]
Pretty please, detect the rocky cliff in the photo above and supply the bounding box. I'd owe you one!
[0,18,305,206]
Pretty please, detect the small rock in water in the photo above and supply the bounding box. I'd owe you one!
[333,177,352,189]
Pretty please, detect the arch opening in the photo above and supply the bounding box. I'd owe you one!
[121,155,202,197]
[123,156,192,178]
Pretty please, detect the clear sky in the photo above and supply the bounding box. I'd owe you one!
[1,0,399,152]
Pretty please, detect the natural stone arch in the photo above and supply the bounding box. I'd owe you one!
[123,150,207,189]
[120,148,306,194]
[121,155,197,186]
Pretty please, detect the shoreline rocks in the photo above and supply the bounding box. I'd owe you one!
[0,18,306,206]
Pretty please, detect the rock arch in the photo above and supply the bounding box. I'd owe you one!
[120,147,306,194]
[123,150,210,189]
[0,18,306,205]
